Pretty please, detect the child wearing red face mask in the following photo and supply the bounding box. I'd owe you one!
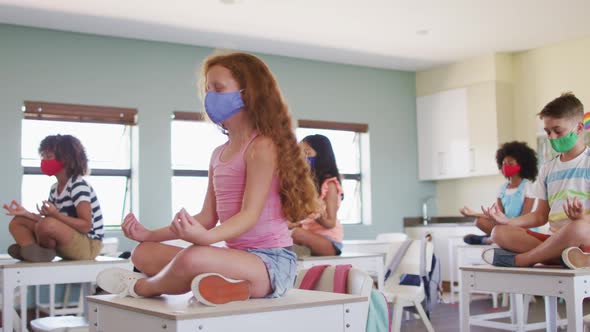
[461,141,539,245]
[3,135,104,262]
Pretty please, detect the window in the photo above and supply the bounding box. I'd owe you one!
[171,114,371,224]
[21,101,136,228]
[296,120,370,225]
[171,112,227,215]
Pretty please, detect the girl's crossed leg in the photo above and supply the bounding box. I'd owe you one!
[132,243,272,298]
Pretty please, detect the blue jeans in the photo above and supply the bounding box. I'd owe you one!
[246,247,297,298]
[324,236,343,256]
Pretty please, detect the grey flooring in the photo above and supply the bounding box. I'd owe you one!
[400,295,589,331]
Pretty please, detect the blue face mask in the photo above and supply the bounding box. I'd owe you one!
[204,90,244,124]
[306,156,316,168]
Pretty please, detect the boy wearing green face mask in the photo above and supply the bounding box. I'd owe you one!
[480,92,590,268]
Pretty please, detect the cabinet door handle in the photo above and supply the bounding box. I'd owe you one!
[438,152,446,175]
[469,148,476,172]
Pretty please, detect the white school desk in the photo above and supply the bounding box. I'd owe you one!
[0,254,26,332]
[453,246,561,331]
[87,289,368,332]
[341,240,393,257]
[297,252,385,290]
[0,256,131,332]
[449,244,500,305]
[342,240,394,289]
[460,265,590,332]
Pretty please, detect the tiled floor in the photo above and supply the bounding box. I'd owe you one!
[400,293,584,331]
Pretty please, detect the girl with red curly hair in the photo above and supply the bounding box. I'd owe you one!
[97,52,319,306]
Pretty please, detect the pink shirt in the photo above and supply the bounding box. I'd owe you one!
[211,134,293,250]
[300,177,344,243]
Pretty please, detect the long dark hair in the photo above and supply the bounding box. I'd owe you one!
[303,134,342,193]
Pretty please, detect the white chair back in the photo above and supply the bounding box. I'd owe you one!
[100,237,119,257]
[385,238,434,291]
[383,240,407,272]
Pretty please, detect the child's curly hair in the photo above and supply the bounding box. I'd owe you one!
[38,135,88,177]
[495,141,538,181]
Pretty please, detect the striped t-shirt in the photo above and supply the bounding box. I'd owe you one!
[47,176,104,240]
[529,147,590,233]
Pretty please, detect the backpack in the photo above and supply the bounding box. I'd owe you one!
[422,253,442,317]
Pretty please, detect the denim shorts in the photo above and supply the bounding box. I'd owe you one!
[246,247,297,298]
[324,236,343,256]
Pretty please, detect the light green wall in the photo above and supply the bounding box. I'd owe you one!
[0,24,434,250]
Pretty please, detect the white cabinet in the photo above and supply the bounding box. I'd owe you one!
[417,88,470,180]
[466,82,501,176]
[417,82,506,180]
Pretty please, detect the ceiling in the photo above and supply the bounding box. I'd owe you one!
[1,0,590,70]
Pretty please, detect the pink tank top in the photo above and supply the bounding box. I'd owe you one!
[211,134,293,250]
[300,177,344,243]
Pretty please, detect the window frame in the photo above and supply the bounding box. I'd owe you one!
[23,101,137,125]
[170,111,215,216]
[21,101,137,229]
[170,115,370,225]
[171,111,211,178]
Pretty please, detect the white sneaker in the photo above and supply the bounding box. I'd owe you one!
[562,247,590,269]
[481,248,495,264]
[191,273,250,306]
[96,268,145,298]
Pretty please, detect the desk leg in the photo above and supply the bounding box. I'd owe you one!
[457,248,465,307]
[449,241,455,304]
[544,296,557,332]
[376,257,384,290]
[565,282,583,332]
[514,294,524,332]
[19,286,27,332]
[459,270,470,332]
[3,272,15,332]
[82,282,92,317]
[509,294,516,324]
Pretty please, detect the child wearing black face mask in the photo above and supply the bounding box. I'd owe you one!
[3,134,104,262]
[461,141,539,245]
